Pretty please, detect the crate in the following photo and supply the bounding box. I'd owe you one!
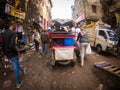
[94,61,120,77]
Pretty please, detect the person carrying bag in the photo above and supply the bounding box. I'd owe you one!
[77,28,90,67]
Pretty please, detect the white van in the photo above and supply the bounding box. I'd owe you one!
[83,21,119,55]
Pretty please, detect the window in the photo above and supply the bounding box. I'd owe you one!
[99,30,107,39]
[107,31,116,37]
[92,5,96,13]
[99,30,105,36]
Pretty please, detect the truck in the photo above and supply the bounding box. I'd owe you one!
[82,21,119,55]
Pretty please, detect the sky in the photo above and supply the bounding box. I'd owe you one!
[51,0,74,19]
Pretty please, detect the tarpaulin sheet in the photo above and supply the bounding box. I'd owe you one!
[55,48,74,60]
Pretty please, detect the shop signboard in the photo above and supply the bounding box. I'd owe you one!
[76,13,85,23]
[5,3,15,16]
[15,10,26,19]
[5,3,25,19]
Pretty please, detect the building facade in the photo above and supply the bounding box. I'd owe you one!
[28,0,52,30]
[101,0,120,28]
[0,0,26,29]
[72,0,103,26]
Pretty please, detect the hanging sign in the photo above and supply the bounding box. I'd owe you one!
[5,3,25,19]
[76,13,85,23]
[5,3,15,16]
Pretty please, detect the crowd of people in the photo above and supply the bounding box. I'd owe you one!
[1,20,120,89]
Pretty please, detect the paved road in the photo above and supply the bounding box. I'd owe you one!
[1,49,120,90]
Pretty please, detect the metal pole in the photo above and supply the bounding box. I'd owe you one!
[83,0,87,24]
[25,0,29,43]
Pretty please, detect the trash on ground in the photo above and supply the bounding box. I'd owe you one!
[3,80,11,88]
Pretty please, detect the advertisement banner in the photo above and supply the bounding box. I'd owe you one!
[5,4,15,16]
[76,13,85,23]
[5,3,25,19]
[15,10,26,19]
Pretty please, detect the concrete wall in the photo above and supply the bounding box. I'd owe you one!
[109,0,120,12]
[85,0,103,20]
[72,0,84,23]
[72,0,103,23]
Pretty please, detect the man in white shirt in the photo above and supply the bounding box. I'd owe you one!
[33,28,40,52]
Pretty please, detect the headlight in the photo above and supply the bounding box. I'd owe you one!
[109,42,114,46]
[108,40,114,46]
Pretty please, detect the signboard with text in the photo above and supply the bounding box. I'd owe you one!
[5,3,25,19]
[76,13,85,23]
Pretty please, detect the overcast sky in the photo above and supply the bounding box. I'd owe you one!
[51,0,74,19]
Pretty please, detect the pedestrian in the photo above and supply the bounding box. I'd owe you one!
[41,30,49,54]
[2,21,26,88]
[16,29,24,51]
[32,28,40,52]
[77,27,89,67]
[75,25,81,40]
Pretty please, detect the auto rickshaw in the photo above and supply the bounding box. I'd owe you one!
[50,30,76,67]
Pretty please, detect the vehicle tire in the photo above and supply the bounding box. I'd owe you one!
[96,45,102,54]
[58,60,71,65]
[71,61,75,67]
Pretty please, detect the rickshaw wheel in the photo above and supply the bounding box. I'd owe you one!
[71,60,76,67]
[58,60,71,65]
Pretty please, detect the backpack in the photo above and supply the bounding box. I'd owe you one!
[41,32,49,43]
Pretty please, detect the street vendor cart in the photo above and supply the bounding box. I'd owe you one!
[50,31,76,66]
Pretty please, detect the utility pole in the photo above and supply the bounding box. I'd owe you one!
[83,0,87,24]
[25,0,29,43]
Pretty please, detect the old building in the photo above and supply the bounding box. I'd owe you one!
[72,0,103,26]
[28,0,52,30]
[101,0,120,28]
[0,0,52,30]
[0,0,26,29]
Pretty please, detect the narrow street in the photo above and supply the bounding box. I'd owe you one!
[1,0,120,90]
[1,48,120,90]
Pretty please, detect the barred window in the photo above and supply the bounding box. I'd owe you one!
[92,5,96,13]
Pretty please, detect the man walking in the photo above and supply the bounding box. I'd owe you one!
[41,30,49,54]
[2,21,26,88]
[77,28,89,67]
[32,28,40,52]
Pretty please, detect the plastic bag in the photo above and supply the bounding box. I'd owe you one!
[86,43,92,54]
